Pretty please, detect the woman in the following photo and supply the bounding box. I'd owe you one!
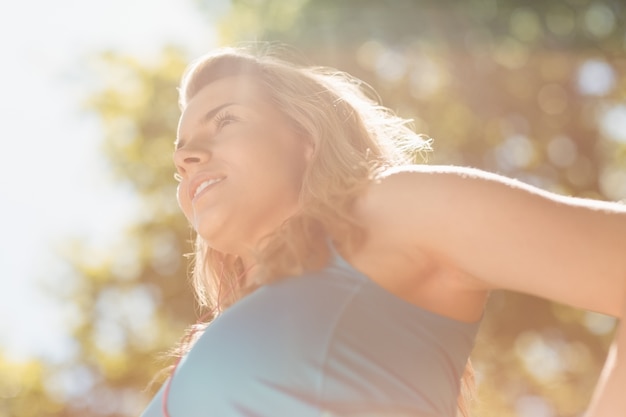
[140,46,626,417]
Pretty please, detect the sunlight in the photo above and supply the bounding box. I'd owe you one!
[601,104,626,143]
[0,0,215,360]
[577,59,615,96]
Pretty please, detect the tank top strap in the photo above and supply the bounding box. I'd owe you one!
[326,239,359,274]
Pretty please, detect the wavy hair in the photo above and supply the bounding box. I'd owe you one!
[175,45,474,416]
[179,45,429,310]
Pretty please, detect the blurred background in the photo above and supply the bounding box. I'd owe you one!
[1,0,625,416]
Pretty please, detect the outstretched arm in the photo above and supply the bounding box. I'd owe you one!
[374,165,626,317]
[370,165,626,414]
[586,288,626,417]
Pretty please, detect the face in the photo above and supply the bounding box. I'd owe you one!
[174,76,311,257]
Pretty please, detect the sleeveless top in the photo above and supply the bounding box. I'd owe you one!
[140,250,481,417]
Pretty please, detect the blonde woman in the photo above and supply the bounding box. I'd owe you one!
[140,46,626,417]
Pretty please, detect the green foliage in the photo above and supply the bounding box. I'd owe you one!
[63,47,197,416]
[3,47,198,417]
[0,356,64,417]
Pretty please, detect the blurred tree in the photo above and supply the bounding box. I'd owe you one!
[55,47,197,416]
[0,354,64,417]
[4,1,625,417]
[2,47,197,417]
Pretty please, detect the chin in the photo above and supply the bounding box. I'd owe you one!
[195,226,240,255]
[191,217,222,245]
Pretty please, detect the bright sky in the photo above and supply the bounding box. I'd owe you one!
[0,0,220,361]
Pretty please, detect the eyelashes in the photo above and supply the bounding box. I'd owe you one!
[213,110,241,131]
[173,109,242,155]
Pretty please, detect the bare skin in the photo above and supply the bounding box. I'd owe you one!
[348,166,625,321]
[348,165,626,417]
[174,76,311,264]
[587,290,626,417]
[175,75,626,415]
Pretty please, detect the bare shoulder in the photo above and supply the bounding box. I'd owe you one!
[358,164,626,316]
[356,164,533,241]
[372,164,563,199]
[347,166,494,322]
[364,163,624,220]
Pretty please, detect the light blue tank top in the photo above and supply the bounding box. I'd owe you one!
[140,251,480,417]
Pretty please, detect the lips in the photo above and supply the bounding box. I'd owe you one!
[189,174,226,202]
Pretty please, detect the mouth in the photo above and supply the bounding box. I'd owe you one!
[192,177,226,201]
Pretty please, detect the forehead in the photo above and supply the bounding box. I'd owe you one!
[177,75,268,135]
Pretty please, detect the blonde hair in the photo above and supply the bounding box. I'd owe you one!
[179,45,429,311]
[175,45,474,416]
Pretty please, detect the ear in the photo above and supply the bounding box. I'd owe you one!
[303,135,316,162]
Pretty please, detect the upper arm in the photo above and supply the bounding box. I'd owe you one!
[373,165,626,317]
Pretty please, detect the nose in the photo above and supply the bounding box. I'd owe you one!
[173,142,212,176]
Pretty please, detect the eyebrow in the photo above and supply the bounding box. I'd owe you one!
[175,102,237,149]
